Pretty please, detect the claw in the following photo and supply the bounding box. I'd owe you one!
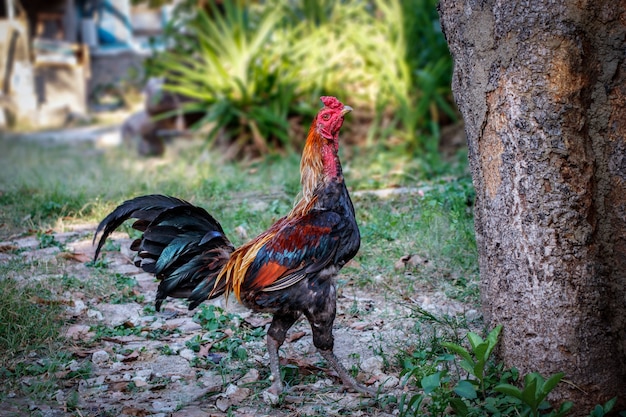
[318,349,377,397]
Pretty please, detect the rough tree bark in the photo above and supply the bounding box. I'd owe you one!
[438,0,626,412]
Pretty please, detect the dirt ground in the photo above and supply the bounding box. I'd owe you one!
[0,218,475,417]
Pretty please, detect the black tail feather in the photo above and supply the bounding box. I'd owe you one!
[93,195,194,260]
[93,194,234,311]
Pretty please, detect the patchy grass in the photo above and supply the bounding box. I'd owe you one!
[0,273,63,365]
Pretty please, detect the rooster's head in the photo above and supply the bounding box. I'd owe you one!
[316,96,352,140]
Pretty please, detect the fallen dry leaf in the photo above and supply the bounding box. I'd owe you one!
[349,321,372,331]
[394,253,428,270]
[109,381,130,392]
[120,406,149,416]
[364,374,382,385]
[121,350,141,362]
[0,244,18,253]
[58,251,91,263]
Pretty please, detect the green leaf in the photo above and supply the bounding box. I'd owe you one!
[602,397,617,413]
[541,372,564,396]
[484,324,503,357]
[454,380,477,400]
[494,383,523,400]
[466,332,484,351]
[555,401,574,417]
[473,341,488,361]
[521,376,539,408]
[441,342,473,363]
[449,397,469,416]
[420,372,441,394]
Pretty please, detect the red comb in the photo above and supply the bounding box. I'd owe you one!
[320,96,343,109]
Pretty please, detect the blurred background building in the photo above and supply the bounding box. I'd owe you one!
[0,0,167,128]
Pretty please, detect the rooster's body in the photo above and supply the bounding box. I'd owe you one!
[93,96,371,397]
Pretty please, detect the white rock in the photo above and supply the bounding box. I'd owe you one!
[238,368,259,385]
[132,378,148,387]
[91,350,110,366]
[360,356,384,375]
[224,383,238,396]
[262,390,280,405]
[179,348,196,361]
[152,401,177,413]
[87,309,103,320]
[379,374,400,388]
[68,299,87,316]
[135,369,153,380]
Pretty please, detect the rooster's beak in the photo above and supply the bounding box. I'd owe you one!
[341,105,353,116]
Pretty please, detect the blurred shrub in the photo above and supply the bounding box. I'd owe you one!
[147,0,456,157]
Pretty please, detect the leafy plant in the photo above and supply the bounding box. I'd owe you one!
[495,373,574,417]
[395,324,579,417]
[588,397,617,417]
[146,0,456,157]
[442,324,502,397]
[37,230,64,249]
[153,0,298,156]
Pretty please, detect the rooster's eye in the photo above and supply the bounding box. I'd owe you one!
[322,114,330,121]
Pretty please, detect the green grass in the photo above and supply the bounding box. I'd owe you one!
[0,272,63,363]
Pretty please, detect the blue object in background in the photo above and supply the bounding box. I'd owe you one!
[96,0,132,45]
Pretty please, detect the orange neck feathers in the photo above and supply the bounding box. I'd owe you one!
[299,124,342,203]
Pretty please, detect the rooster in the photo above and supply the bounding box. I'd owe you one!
[93,96,373,397]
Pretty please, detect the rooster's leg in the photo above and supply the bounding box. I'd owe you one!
[266,311,300,395]
[306,298,377,397]
[318,348,376,396]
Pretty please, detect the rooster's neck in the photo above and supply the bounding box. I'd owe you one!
[290,126,342,216]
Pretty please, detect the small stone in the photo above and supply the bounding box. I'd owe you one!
[136,369,153,380]
[171,406,212,417]
[215,397,231,412]
[132,378,149,387]
[360,356,384,375]
[55,389,65,403]
[67,360,81,372]
[262,390,280,405]
[91,350,110,366]
[152,400,177,413]
[68,299,87,316]
[65,324,92,340]
[87,309,103,320]
[380,374,400,388]
[238,368,259,385]
[224,383,238,396]
[179,348,196,361]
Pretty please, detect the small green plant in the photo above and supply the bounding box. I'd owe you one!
[588,397,617,417]
[495,373,574,417]
[442,324,502,398]
[193,304,234,332]
[109,273,144,304]
[37,230,64,249]
[395,324,578,417]
[159,344,176,356]
[86,257,108,269]
[90,324,142,340]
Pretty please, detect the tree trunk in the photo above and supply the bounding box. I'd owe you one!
[438,0,626,412]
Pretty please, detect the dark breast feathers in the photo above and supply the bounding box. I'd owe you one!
[239,178,359,312]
